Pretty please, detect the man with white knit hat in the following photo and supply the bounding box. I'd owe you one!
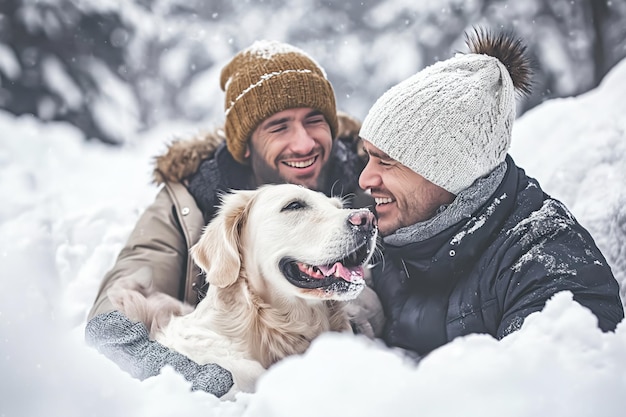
[359,28,623,356]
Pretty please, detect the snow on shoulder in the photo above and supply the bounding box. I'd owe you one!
[511,57,626,301]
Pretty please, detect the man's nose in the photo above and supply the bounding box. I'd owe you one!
[290,123,316,154]
[359,161,379,191]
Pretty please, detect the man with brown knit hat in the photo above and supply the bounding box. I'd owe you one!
[84,40,382,397]
[358,28,624,357]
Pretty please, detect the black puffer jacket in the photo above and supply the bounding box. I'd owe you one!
[374,155,624,355]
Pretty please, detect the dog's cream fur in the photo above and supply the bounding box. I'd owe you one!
[111,184,377,398]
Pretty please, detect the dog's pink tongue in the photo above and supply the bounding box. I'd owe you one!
[318,262,364,282]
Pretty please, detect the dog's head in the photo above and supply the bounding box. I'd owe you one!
[191,184,378,303]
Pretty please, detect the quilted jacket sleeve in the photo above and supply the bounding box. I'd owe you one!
[495,199,624,338]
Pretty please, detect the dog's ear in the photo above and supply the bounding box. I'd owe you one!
[190,190,255,288]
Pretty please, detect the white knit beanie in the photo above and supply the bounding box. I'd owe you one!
[360,29,532,195]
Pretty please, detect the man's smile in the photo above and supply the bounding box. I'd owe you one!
[282,156,318,169]
[374,196,394,205]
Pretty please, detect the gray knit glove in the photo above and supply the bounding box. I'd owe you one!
[85,311,233,397]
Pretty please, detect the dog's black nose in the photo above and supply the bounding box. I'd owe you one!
[348,210,376,230]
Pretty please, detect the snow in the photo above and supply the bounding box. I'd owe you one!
[41,56,83,111]
[1,50,626,417]
[450,192,507,245]
[250,292,626,417]
[0,43,21,80]
[247,40,314,61]
[85,60,141,143]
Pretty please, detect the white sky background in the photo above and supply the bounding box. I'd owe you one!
[1,52,626,417]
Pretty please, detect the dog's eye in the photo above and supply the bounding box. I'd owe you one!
[282,200,306,211]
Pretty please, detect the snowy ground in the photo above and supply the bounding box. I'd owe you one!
[1,58,625,417]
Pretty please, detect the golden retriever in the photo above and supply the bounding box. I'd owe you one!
[114,184,378,398]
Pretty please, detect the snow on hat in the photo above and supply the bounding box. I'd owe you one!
[220,40,338,164]
[359,28,532,194]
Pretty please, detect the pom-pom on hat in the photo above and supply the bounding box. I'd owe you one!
[220,40,338,164]
[359,28,532,194]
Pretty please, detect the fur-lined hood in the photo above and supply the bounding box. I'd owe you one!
[153,112,364,185]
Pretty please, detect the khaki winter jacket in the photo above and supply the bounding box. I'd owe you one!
[87,113,384,337]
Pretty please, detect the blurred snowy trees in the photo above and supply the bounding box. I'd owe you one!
[1,0,625,144]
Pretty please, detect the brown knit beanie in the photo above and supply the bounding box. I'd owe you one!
[220,40,338,164]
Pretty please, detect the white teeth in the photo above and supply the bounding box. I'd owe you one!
[285,157,315,168]
[375,197,393,205]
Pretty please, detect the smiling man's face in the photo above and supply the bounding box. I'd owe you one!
[358,140,455,236]
[246,107,333,191]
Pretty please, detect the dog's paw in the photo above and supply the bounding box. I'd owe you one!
[107,267,191,337]
[107,287,150,324]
